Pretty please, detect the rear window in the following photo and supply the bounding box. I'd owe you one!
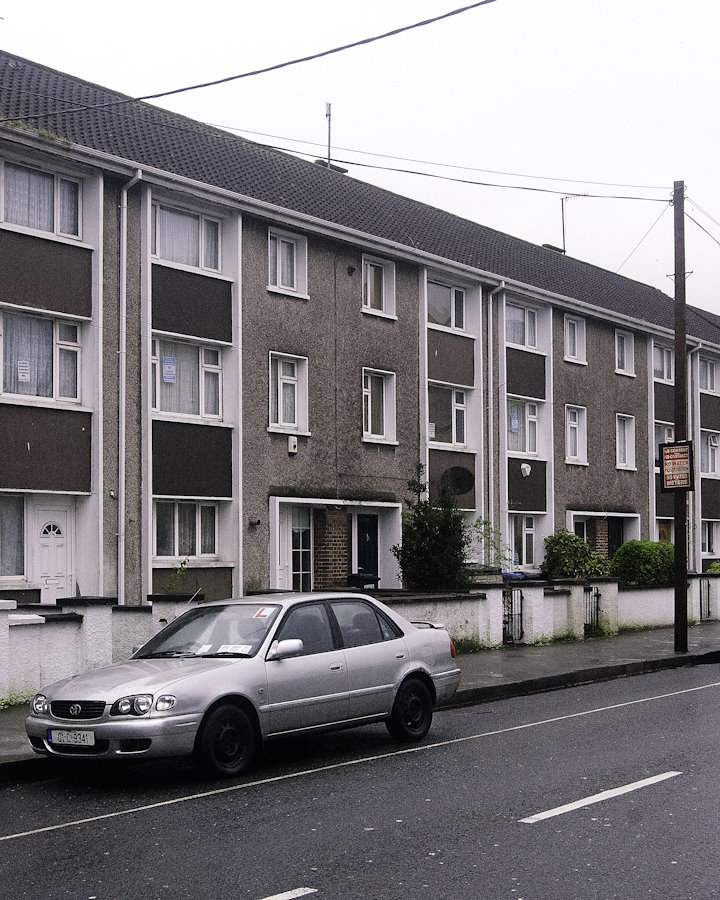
[330,600,402,649]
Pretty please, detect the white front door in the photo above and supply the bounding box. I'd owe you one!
[36,507,72,604]
[278,505,312,592]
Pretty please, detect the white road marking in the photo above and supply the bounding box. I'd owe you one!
[519,771,682,824]
[260,889,317,900]
[2,679,719,843]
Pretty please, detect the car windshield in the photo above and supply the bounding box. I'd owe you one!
[134,604,281,659]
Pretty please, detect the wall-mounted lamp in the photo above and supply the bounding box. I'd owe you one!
[520,462,532,478]
[288,435,298,456]
[248,518,261,528]
[347,265,356,276]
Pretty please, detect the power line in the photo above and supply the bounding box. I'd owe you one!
[686,212,720,248]
[616,203,671,273]
[687,196,720,232]
[1,0,499,125]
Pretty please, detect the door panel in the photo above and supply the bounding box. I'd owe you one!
[36,509,71,604]
[357,514,379,576]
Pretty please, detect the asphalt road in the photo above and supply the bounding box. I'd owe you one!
[2,665,720,900]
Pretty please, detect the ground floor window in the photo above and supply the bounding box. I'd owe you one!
[290,507,312,591]
[657,519,673,544]
[0,494,24,576]
[510,514,534,568]
[154,501,217,558]
[702,521,719,555]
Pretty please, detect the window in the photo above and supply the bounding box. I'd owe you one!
[654,422,674,467]
[506,304,537,348]
[653,344,673,383]
[428,384,466,445]
[511,514,534,568]
[0,494,24,577]
[2,161,80,238]
[507,399,538,454]
[151,339,222,418]
[427,280,465,330]
[700,357,717,393]
[615,330,635,375]
[362,256,395,316]
[268,228,308,296]
[269,352,309,433]
[616,414,636,469]
[564,316,586,363]
[154,501,217,558]
[702,521,719,555]
[565,405,587,464]
[362,369,397,442]
[701,431,720,476]
[151,203,219,271]
[657,520,673,544]
[330,599,399,648]
[276,602,334,655]
[1,312,80,402]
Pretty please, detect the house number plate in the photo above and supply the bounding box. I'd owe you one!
[48,729,96,746]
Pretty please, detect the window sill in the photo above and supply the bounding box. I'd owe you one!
[616,465,637,472]
[152,558,229,569]
[152,413,231,428]
[151,258,230,280]
[615,369,636,378]
[0,395,90,413]
[268,425,311,437]
[362,436,399,446]
[653,379,674,386]
[362,308,397,322]
[427,323,473,338]
[564,357,587,366]
[0,220,90,249]
[505,343,545,355]
[267,286,310,301]
[565,459,589,466]
[428,442,475,453]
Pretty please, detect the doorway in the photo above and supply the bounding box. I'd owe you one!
[35,505,73,604]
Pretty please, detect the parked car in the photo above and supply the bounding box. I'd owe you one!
[26,592,461,777]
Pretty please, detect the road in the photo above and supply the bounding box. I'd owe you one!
[2,665,720,900]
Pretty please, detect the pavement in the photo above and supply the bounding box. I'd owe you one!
[2,620,720,783]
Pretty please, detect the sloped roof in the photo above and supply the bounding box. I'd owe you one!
[1,48,718,345]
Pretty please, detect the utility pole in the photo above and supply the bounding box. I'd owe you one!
[673,180,688,653]
[326,102,331,169]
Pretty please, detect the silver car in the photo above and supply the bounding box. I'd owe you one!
[26,593,461,777]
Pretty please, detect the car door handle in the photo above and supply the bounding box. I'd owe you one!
[330,664,344,671]
[396,653,405,659]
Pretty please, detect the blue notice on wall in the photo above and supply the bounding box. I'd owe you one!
[162,356,176,383]
[510,410,519,432]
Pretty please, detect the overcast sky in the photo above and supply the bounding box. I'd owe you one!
[2,0,719,316]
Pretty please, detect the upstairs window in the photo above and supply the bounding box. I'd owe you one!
[428,280,465,330]
[152,203,220,271]
[269,352,309,433]
[565,405,587,464]
[616,414,636,470]
[507,399,538,454]
[362,256,396,317]
[700,357,717,393]
[701,431,720,476]
[653,345,673,383]
[654,422,674,467]
[1,312,80,402]
[268,228,308,297]
[428,384,466,445]
[506,304,537,349]
[564,316,586,364]
[363,368,397,443]
[2,161,80,238]
[615,330,635,375]
[151,339,222,418]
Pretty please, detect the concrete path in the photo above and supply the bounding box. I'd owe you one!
[2,620,719,782]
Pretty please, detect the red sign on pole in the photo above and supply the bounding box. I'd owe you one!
[660,441,694,492]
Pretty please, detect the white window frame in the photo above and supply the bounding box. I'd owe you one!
[507,398,539,455]
[268,227,308,298]
[362,368,397,444]
[564,315,586,364]
[700,357,717,394]
[700,430,720,477]
[565,405,587,464]
[701,520,719,556]
[506,303,537,349]
[427,280,465,331]
[615,330,635,376]
[151,338,223,419]
[153,500,218,560]
[362,255,396,318]
[269,352,309,434]
[654,422,674,469]
[1,159,81,239]
[151,202,221,272]
[0,312,81,403]
[428,383,467,446]
[616,414,636,470]
[653,344,674,383]
[510,513,535,569]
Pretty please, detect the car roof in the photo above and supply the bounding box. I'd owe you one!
[201,592,377,610]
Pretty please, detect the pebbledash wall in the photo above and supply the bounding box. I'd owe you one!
[2,580,719,705]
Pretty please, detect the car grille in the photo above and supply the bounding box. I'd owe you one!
[51,740,110,756]
[50,701,106,720]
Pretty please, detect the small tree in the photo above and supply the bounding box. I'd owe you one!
[541,529,609,580]
[391,465,470,590]
[609,540,675,586]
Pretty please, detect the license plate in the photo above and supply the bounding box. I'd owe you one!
[48,729,96,747]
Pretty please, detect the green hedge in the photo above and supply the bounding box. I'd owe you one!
[609,540,675,586]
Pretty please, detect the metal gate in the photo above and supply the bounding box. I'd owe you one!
[502,586,524,644]
[700,578,711,620]
[584,584,601,636]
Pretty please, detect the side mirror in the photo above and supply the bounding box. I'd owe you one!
[267,638,304,661]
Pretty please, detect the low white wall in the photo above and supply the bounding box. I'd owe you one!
[387,591,503,648]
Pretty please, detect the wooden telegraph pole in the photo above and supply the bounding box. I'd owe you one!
[673,180,688,653]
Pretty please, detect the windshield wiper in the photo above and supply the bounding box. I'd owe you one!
[141,649,195,658]
[198,652,253,658]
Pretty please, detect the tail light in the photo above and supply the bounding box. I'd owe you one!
[450,638,457,659]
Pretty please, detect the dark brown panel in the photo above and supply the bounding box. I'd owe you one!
[506,348,546,399]
[152,265,232,342]
[428,449,475,508]
[702,479,720,520]
[654,382,674,423]
[508,458,547,511]
[700,392,720,428]
[655,473,674,517]
[427,330,474,385]
[152,420,232,497]
[0,230,92,317]
[0,405,91,491]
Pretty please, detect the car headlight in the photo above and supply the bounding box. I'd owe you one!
[31,694,49,715]
[110,694,153,716]
[156,695,176,711]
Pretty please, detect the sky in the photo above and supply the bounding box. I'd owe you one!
[2,0,719,315]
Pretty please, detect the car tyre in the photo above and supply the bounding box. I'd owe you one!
[198,704,257,778]
[386,677,433,743]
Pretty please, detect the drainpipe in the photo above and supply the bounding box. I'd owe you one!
[118,169,142,605]
[487,281,505,553]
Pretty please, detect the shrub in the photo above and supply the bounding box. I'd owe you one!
[541,529,609,580]
[609,540,675,586]
[707,560,720,574]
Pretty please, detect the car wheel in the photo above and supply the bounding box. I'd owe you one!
[198,704,257,778]
[386,677,433,743]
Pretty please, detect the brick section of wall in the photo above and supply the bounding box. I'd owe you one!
[313,507,348,589]
[591,518,609,558]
